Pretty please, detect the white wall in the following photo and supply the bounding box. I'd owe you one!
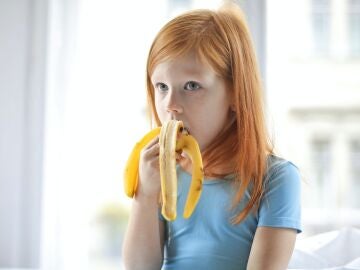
[0,0,47,267]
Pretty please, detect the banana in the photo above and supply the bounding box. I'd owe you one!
[124,120,204,221]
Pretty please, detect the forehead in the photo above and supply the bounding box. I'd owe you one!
[151,52,216,81]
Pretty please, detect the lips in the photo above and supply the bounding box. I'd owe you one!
[180,126,190,135]
[167,118,190,135]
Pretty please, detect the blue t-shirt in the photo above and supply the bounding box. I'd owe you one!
[159,155,302,270]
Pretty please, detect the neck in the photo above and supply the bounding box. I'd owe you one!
[178,155,234,180]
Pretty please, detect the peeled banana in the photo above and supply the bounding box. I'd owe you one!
[124,120,204,221]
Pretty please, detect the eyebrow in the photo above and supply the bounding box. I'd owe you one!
[152,69,206,82]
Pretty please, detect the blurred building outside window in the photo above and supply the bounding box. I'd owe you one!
[349,140,360,208]
[348,0,360,56]
[312,0,331,55]
[311,139,333,209]
[267,0,360,238]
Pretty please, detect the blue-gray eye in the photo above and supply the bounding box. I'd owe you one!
[156,83,168,92]
[184,81,201,91]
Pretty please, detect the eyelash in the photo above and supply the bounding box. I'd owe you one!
[155,81,202,92]
[184,81,201,91]
[155,83,168,92]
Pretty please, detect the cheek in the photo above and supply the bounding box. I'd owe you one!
[154,95,165,120]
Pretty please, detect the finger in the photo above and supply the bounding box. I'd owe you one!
[147,142,160,156]
[143,135,159,150]
[149,158,160,169]
[142,139,160,158]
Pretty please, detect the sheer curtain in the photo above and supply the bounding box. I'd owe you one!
[41,0,86,268]
[41,0,169,269]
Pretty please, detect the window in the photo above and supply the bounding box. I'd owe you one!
[267,0,360,235]
[167,0,191,16]
[168,0,191,7]
[348,0,360,56]
[349,140,360,207]
[311,139,333,207]
[312,0,331,55]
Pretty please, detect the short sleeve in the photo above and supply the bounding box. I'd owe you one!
[258,161,302,233]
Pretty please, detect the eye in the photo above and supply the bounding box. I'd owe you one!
[184,81,201,91]
[155,82,168,92]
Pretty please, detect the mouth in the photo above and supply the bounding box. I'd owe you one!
[180,126,190,135]
[167,118,190,135]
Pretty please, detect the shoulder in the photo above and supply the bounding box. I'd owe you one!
[260,154,302,213]
[258,155,302,233]
[264,155,301,189]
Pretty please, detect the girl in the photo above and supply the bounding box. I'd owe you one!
[122,3,301,270]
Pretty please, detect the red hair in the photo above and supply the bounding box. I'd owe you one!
[146,4,274,224]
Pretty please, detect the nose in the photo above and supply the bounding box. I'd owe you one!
[166,89,183,114]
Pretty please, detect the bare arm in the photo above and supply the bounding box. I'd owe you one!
[122,194,165,270]
[121,136,165,270]
[247,227,297,270]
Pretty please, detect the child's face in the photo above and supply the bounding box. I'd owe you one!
[151,51,232,151]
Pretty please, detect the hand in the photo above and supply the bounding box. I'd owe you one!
[137,136,161,199]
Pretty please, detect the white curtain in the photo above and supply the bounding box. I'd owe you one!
[41,0,88,269]
[41,0,167,269]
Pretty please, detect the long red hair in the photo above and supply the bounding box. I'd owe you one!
[146,4,274,224]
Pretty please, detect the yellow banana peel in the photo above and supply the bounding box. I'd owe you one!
[124,120,204,221]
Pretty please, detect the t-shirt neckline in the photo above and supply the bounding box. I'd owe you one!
[177,165,233,185]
